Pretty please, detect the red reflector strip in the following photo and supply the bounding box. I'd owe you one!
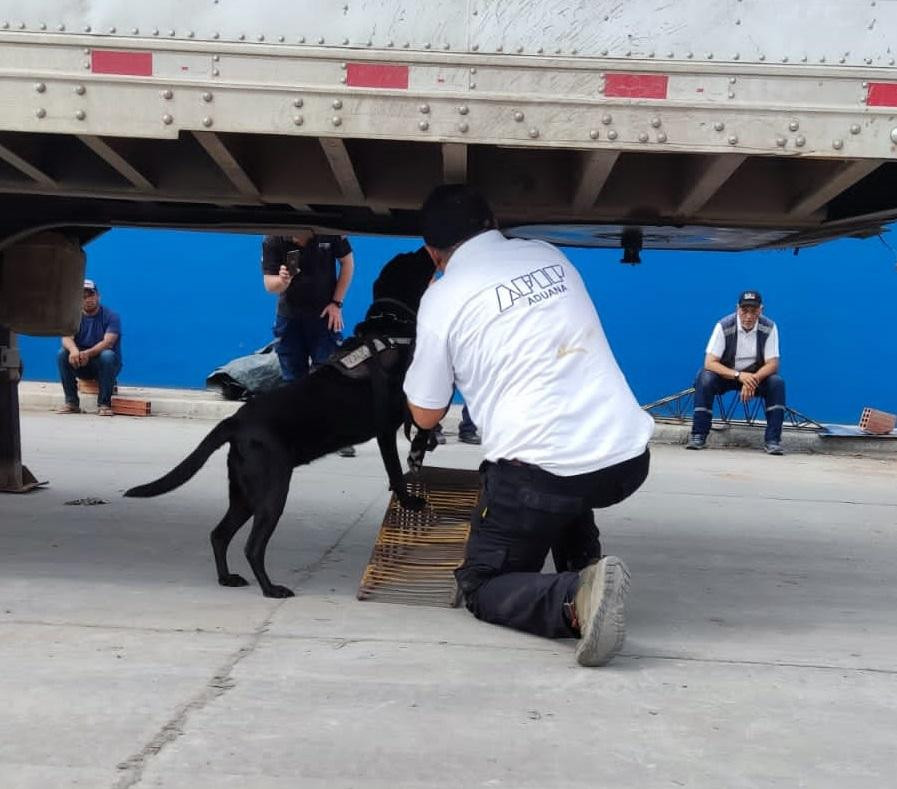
[866,82,897,107]
[90,50,153,77]
[346,63,409,89]
[604,73,668,99]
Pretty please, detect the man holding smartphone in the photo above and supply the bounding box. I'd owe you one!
[261,230,356,455]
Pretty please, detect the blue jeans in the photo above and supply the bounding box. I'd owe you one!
[692,369,786,443]
[273,313,341,382]
[57,347,122,406]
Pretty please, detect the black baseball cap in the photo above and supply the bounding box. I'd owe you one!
[738,290,762,307]
[420,185,495,249]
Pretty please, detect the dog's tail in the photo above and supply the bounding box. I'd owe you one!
[123,418,237,498]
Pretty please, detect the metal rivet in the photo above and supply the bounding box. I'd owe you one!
[169,29,176,37]
[862,81,869,88]
[648,51,655,58]
[254,34,263,41]
[444,43,450,50]
[759,54,766,61]
[202,117,213,127]
[419,103,430,114]
[729,77,737,85]
[707,52,714,59]
[471,43,478,51]
[83,61,90,69]
[18,22,25,29]
[458,105,469,115]
[35,82,46,93]
[795,134,806,147]
[589,129,599,140]
[39,22,46,30]
[789,120,799,131]
[74,85,85,95]
[776,136,787,147]
[728,135,738,145]
[781,56,788,62]
[278,34,285,42]
[833,139,844,150]
[849,124,861,135]
[469,82,476,89]
[657,132,667,143]
[293,98,303,108]
[458,122,469,133]
[75,110,86,120]
[819,56,826,63]
[601,113,612,125]
[607,129,618,140]
[340,62,347,70]
[865,57,872,65]
[0,21,7,30]
[109,26,116,33]
[839,56,846,64]
[801,55,807,62]
[597,86,605,94]
[35,108,46,119]
[514,111,524,122]
[202,92,213,102]
[516,46,523,53]
[161,89,173,99]
[293,115,303,126]
[687,51,694,58]
[84,25,91,32]
[650,117,661,128]
[537,47,544,54]
[212,68,220,76]
[728,91,735,99]
[470,67,477,74]
[318,37,325,44]
[332,116,342,126]
[714,121,725,131]
[367,40,373,47]
[418,120,429,131]
[388,41,394,47]
[638,132,649,143]
[495,45,502,52]
[424,42,432,49]
[733,53,740,60]
[299,36,306,43]
[132,27,139,35]
[162,114,173,125]
[332,99,343,110]
[529,128,539,138]
[600,49,608,56]
[213,55,220,61]
[890,128,897,144]
[83,48,90,54]
[667,51,674,58]
[57,24,65,31]
[342,37,349,45]
[152,29,159,36]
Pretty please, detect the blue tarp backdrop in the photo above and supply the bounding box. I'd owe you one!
[17,227,897,424]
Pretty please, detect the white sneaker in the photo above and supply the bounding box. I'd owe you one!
[573,556,630,667]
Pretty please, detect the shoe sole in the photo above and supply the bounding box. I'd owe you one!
[575,557,630,667]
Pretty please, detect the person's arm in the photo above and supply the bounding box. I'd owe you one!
[81,332,119,360]
[703,352,741,380]
[264,268,292,294]
[61,335,81,367]
[321,250,355,332]
[408,402,449,430]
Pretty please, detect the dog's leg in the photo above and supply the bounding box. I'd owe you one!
[243,472,295,598]
[376,430,426,511]
[211,478,253,588]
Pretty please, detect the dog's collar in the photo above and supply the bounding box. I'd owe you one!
[366,297,418,322]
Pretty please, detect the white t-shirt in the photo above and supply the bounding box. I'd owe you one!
[706,316,780,371]
[404,230,654,476]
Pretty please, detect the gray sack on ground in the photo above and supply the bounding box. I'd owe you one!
[205,342,284,400]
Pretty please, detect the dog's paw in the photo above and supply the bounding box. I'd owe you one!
[397,493,427,512]
[262,584,296,599]
[218,573,249,587]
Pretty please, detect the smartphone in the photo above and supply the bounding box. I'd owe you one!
[285,249,302,277]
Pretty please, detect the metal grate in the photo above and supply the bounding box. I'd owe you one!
[357,466,480,607]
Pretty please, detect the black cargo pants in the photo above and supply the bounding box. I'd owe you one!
[455,449,650,638]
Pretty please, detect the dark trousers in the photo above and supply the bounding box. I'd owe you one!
[691,369,786,443]
[455,449,650,639]
[459,405,477,437]
[57,347,121,406]
[273,313,341,382]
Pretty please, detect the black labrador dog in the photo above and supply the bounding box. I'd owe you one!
[125,249,435,598]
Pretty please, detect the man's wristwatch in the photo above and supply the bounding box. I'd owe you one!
[330,299,343,308]
[734,370,741,381]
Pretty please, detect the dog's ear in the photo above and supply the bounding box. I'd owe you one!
[373,247,435,304]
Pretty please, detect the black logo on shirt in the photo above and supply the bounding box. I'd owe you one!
[495,265,567,312]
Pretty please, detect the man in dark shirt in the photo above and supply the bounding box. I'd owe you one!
[56,279,122,416]
[261,230,356,455]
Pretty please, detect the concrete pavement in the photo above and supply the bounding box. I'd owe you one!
[1,409,896,787]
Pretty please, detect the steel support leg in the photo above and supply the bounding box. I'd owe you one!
[0,326,45,493]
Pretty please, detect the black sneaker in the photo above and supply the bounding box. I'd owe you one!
[458,432,481,445]
[337,446,356,458]
[686,434,707,450]
[764,441,784,455]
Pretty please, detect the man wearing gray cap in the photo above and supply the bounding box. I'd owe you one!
[56,279,122,416]
[687,290,786,454]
